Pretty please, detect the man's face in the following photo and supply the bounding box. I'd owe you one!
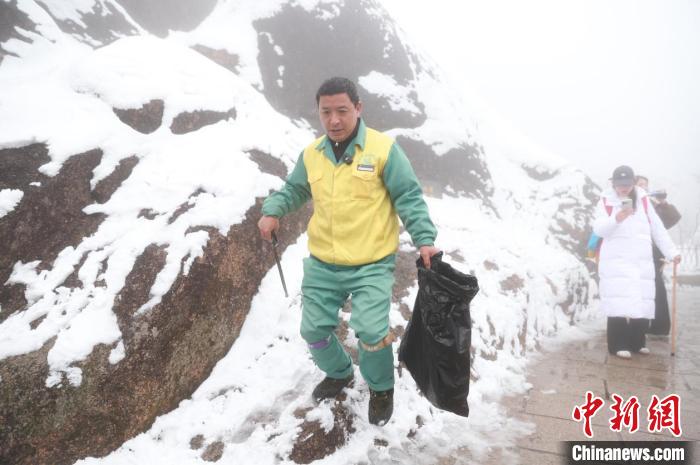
[636,178,648,190]
[318,93,362,142]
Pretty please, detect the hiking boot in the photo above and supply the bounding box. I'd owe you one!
[312,374,353,403]
[368,388,394,426]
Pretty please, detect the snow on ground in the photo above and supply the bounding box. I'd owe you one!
[73,193,600,464]
[1,0,603,463]
[71,234,522,465]
[65,104,598,463]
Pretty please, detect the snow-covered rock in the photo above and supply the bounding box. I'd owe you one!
[0,1,598,464]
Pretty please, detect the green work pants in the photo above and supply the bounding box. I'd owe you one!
[300,254,395,392]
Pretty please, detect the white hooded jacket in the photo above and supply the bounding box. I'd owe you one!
[593,187,678,319]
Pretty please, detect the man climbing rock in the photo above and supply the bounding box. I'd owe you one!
[258,77,439,426]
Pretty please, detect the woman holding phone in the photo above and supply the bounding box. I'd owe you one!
[593,165,681,358]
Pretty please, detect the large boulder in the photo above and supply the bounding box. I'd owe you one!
[0,1,598,464]
[0,193,310,464]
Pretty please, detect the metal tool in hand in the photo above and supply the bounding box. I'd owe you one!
[271,231,289,297]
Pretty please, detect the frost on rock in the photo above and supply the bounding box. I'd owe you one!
[0,1,599,465]
[359,71,421,114]
[0,189,23,218]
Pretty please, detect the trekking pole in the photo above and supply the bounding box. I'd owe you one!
[671,261,678,356]
[271,231,289,298]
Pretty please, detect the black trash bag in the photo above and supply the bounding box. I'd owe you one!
[398,252,479,416]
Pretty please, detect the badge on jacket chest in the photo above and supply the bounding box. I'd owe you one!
[357,153,377,172]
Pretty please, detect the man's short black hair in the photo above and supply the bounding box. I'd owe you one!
[316,77,360,106]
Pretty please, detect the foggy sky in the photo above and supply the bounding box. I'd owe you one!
[380,0,700,242]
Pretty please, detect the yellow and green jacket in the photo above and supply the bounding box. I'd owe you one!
[262,119,436,266]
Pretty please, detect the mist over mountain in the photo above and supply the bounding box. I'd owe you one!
[1,1,599,464]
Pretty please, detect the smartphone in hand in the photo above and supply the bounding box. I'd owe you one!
[621,198,633,211]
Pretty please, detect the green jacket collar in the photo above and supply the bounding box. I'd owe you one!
[316,119,367,164]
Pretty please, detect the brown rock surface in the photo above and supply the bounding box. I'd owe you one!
[289,398,355,464]
[192,45,240,74]
[0,3,599,465]
[170,107,237,135]
[0,145,105,321]
[113,99,164,134]
[0,197,312,465]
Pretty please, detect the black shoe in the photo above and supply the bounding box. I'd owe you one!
[312,374,353,403]
[368,388,394,426]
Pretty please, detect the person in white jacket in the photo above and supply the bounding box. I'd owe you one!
[593,165,681,359]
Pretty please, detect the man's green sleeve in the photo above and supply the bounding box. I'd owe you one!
[383,143,437,247]
[261,152,311,218]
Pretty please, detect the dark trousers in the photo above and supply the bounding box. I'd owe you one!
[607,317,647,354]
[648,265,671,335]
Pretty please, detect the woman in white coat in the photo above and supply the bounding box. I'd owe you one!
[593,165,680,358]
